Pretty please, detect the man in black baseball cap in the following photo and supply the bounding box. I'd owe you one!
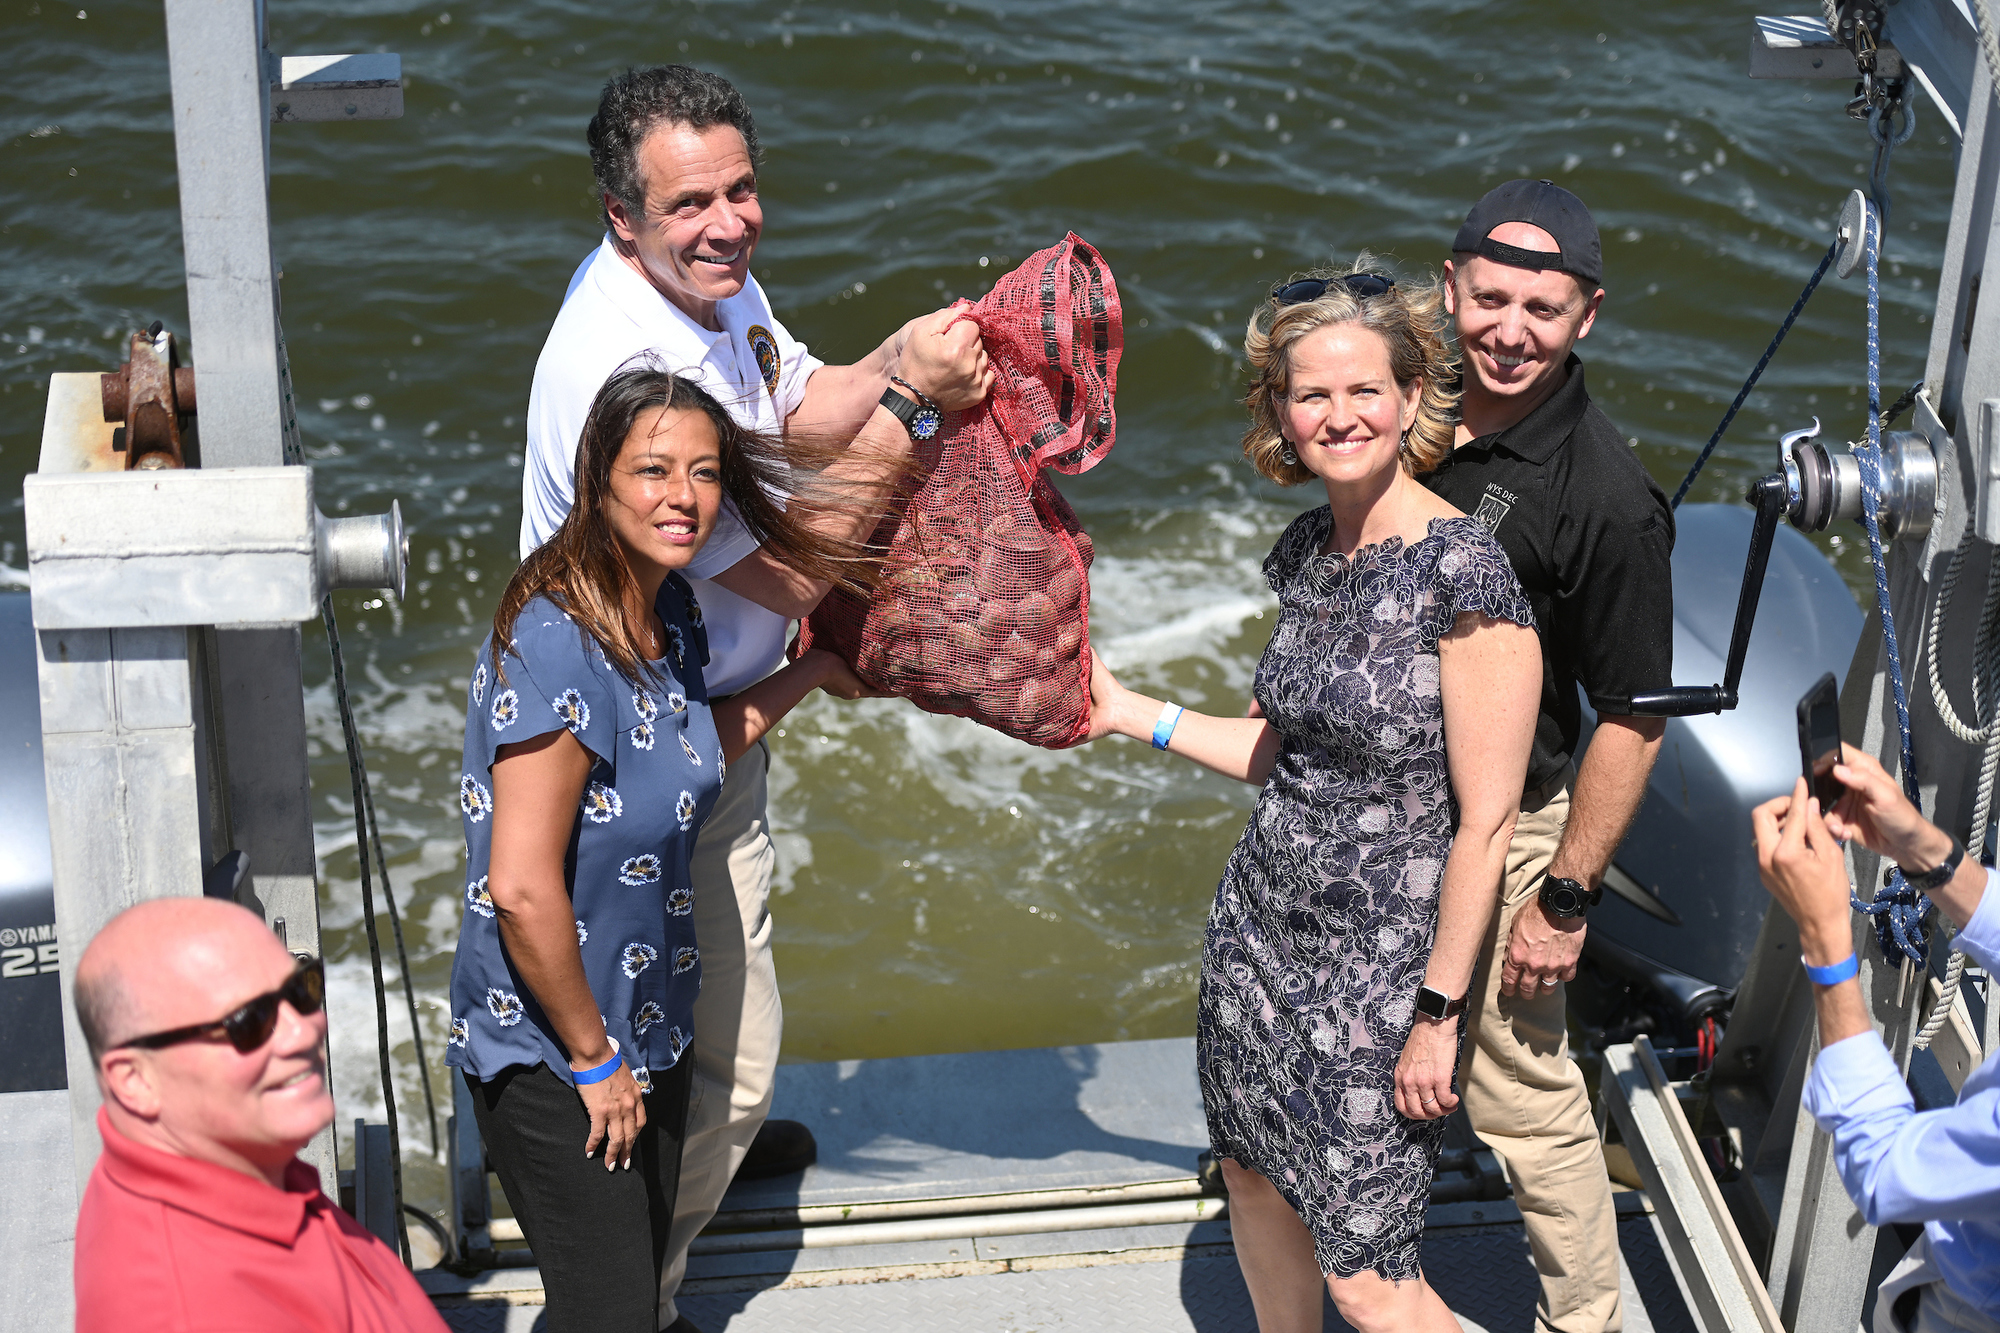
[1425,180,1674,1333]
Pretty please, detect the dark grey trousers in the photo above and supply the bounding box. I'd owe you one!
[465,1058,693,1332]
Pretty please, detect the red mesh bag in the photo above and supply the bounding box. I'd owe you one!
[796,233,1121,749]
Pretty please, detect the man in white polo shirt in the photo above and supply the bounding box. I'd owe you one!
[521,65,991,1333]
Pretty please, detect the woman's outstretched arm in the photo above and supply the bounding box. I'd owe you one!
[1085,652,1281,785]
[488,728,647,1168]
[1394,611,1541,1122]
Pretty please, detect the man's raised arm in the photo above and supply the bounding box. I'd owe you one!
[708,306,992,618]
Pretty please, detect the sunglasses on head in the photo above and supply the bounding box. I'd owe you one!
[1270,273,1397,305]
[121,957,326,1054]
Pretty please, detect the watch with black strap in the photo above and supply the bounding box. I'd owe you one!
[1414,985,1468,1021]
[879,375,943,442]
[1538,874,1602,920]
[1898,833,1965,894]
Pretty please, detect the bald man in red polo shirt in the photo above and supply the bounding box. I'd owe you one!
[71,897,447,1332]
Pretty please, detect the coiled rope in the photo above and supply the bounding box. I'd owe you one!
[1911,530,2000,1046]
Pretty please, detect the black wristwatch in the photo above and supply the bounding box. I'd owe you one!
[1538,874,1601,920]
[1414,985,1468,1021]
[879,376,943,442]
[1899,833,1966,893]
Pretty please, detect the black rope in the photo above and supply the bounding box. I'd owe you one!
[323,597,412,1266]
[1881,378,1925,430]
[1670,240,1839,510]
[359,740,440,1157]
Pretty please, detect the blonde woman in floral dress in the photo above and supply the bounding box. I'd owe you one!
[1089,263,1541,1333]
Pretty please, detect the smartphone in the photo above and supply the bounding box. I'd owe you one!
[1796,672,1844,809]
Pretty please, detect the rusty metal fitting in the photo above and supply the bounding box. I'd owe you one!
[100,322,195,470]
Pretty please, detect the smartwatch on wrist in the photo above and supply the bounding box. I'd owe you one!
[879,376,943,442]
[1538,874,1601,920]
[1899,833,1966,894]
[1414,986,1467,1021]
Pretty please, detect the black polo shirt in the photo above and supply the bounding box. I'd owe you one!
[1424,355,1674,791]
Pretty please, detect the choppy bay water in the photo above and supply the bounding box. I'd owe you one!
[2,0,1958,1205]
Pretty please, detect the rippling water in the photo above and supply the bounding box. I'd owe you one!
[2,0,1957,1201]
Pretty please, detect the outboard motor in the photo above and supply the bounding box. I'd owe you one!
[0,591,64,1095]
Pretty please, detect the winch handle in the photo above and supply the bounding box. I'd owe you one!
[1628,472,1788,717]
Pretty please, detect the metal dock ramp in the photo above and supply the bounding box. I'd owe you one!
[424,1037,1696,1330]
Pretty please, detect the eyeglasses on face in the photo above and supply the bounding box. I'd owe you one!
[119,957,325,1055]
[1270,273,1397,306]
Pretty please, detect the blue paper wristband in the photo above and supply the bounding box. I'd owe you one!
[1152,702,1184,751]
[572,1039,624,1086]
[1802,953,1860,985]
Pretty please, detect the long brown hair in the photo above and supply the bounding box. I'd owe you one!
[494,361,884,688]
[1241,252,1461,483]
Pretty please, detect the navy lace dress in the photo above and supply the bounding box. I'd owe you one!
[1197,510,1534,1279]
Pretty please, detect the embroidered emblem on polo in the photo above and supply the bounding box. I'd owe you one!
[746,324,781,396]
[1472,489,1513,534]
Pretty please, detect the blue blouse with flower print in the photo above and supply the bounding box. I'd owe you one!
[445,577,721,1092]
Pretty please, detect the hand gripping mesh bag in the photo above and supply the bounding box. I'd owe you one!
[797,233,1121,749]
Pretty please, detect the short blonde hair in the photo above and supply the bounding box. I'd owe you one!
[1241,254,1460,485]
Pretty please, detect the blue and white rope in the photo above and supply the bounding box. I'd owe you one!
[1849,200,1934,964]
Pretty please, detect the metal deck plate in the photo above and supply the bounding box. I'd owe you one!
[717,1036,1211,1211]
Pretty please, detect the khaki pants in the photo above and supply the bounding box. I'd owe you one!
[657,739,782,1329]
[1461,766,1625,1333]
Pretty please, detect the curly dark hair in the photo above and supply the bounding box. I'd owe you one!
[587,66,763,233]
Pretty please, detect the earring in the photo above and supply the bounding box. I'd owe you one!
[1280,442,1299,466]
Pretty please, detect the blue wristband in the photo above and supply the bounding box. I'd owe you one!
[1152,702,1184,751]
[572,1038,624,1086]
[1802,953,1860,985]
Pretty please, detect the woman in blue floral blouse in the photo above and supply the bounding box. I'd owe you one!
[446,365,868,1331]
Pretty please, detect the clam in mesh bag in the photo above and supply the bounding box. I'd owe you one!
[796,233,1122,749]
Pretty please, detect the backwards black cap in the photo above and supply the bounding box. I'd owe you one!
[1452,178,1602,289]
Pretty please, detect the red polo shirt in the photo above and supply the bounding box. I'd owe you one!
[75,1108,449,1332]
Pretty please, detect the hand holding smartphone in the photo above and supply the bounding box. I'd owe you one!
[1797,672,1844,809]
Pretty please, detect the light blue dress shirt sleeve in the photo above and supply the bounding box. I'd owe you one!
[1803,868,2000,1231]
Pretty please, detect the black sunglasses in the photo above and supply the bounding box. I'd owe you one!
[121,957,326,1054]
[1270,273,1397,305]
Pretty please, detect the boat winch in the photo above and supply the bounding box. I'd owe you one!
[1779,414,1938,540]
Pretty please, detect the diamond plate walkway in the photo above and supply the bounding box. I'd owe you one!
[429,1038,1698,1331]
